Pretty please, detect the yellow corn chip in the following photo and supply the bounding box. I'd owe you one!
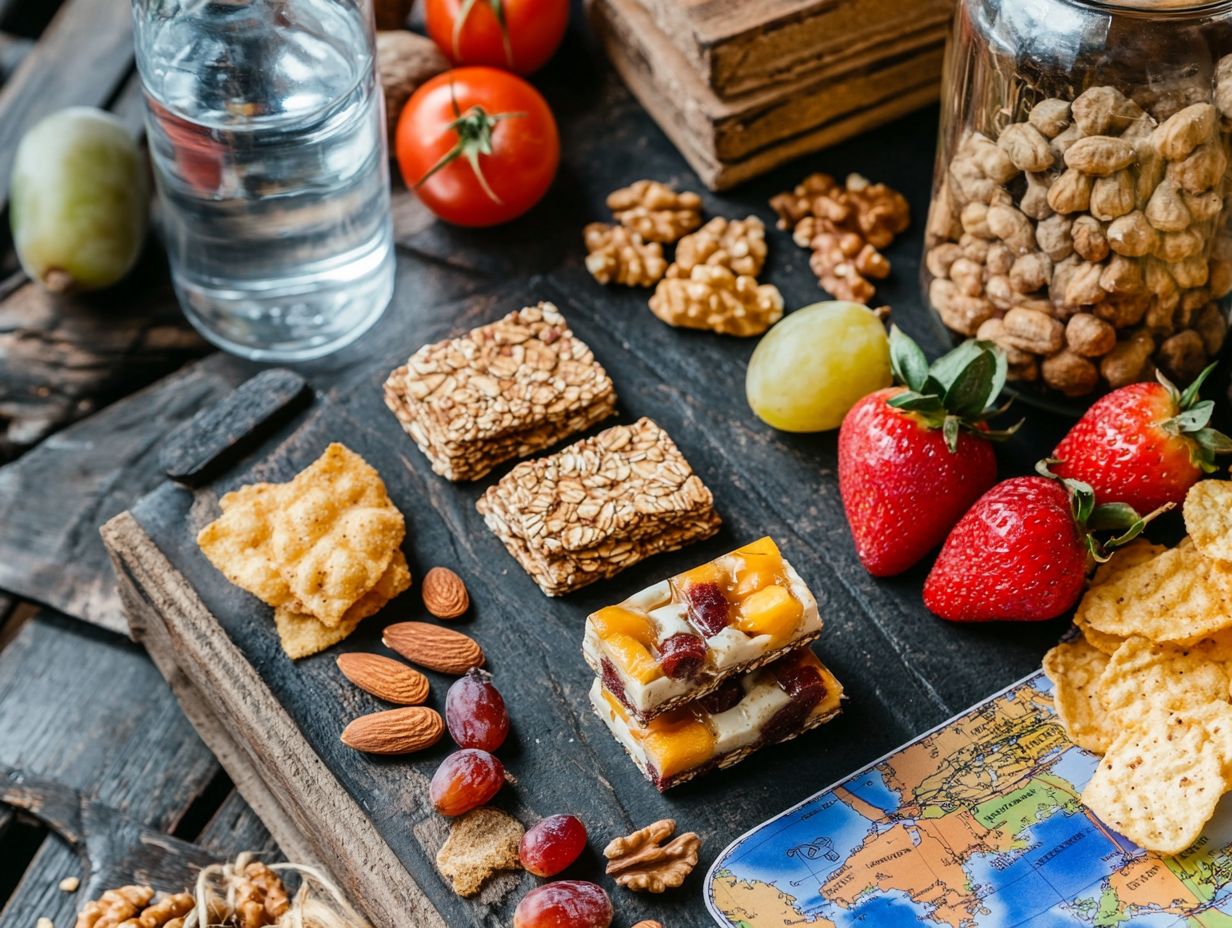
[197,483,305,610]
[271,444,405,627]
[1075,541,1232,642]
[275,549,412,659]
[1097,636,1232,721]
[1082,704,1231,855]
[1184,480,1232,562]
[1043,638,1116,754]
[1075,540,1167,655]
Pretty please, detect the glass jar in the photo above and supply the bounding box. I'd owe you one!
[924,0,1232,404]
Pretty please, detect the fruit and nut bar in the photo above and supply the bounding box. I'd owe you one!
[591,648,843,791]
[582,537,823,722]
[475,417,720,596]
[383,302,617,481]
[926,80,1232,397]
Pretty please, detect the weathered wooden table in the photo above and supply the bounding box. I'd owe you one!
[0,0,1196,925]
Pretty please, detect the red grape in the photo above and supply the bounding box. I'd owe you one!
[513,881,612,928]
[429,749,504,816]
[519,814,587,877]
[445,669,510,751]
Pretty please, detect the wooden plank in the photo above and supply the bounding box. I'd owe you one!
[0,354,249,633]
[0,0,133,213]
[627,0,954,99]
[194,791,276,858]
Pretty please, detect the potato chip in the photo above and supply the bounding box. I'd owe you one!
[1184,480,1232,562]
[1043,638,1116,754]
[1075,541,1232,642]
[1097,636,1232,721]
[274,550,411,659]
[197,483,305,610]
[1082,705,1230,855]
[1075,540,1169,654]
[270,444,405,626]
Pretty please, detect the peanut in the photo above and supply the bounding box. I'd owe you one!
[1072,86,1141,135]
[1145,179,1192,232]
[987,204,1036,253]
[985,274,1015,310]
[977,318,1039,366]
[1030,98,1073,139]
[1099,254,1145,295]
[1194,302,1229,354]
[1042,350,1100,397]
[1010,252,1052,293]
[1072,216,1110,262]
[949,156,999,205]
[1106,211,1157,257]
[1064,136,1137,176]
[949,256,986,297]
[1047,168,1093,214]
[960,233,991,264]
[1216,54,1232,121]
[930,278,994,336]
[1036,214,1075,261]
[1095,294,1149,328]
[1100,331,1155,387]
[1171,255,1209,289]
[1065,313,1117,357]
[1002,307,1065,354]
[1182,189,1223,222]
[961,201,993,238]
[1167,142,1228,194]
[1209,257,1232,298]
[998,123,1054,172]
[925,181,962,245]
[1157,329,1208,382]
[1090,170,1136,221]
[987,242,1015,276]
[1063,260,1107,307]
[1155,228,1206,262]
[1021,172,1056,221]
[965,132,1019,183]
[1153,103,1217,161]
[925,243,963,279]
[1050,124,1083,162]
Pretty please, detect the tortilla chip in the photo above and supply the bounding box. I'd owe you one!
[1075,541,1232,642]
[1044,638,1117,754]
[1185,480,1232,562]
[270,444,405,626]
[1083,703,1232,855]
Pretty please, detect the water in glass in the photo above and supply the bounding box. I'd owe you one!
[134,0,394,360]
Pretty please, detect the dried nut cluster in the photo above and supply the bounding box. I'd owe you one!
[603,819,701,893]
[584,223,668,287]
[76,886,194,928]
[770,172,911,303]
[927,78,1232,397]
[75,865,288,928]
[649,264,784,337]
[671,216,768,278]
[584,180,700,288]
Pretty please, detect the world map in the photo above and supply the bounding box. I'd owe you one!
[706,673,1232,927]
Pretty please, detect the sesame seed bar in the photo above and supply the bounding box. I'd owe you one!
[475,418,720,596]
[383,302,617,482]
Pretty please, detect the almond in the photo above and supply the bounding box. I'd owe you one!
[336,652,429,705]
[341,706,444,754]
[383,621,485,675]
[422,566,470,620]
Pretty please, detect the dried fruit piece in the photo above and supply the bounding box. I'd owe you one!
[698,677,745,715]
[657,632,706,680]
[422,566,470,620]
[383,622,485,674]
[445,669,510,751]
[513,881,613,928]
[340,706,445,754]
[603,819,701,893]
[686,582,731,637]
[336,652,430,705]
[430,749,505,816]
[519,814,588,877]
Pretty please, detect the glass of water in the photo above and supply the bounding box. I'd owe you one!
[132,0,395,361]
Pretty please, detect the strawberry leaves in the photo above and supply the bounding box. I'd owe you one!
[886,326,1019,453]
[1159,364,1232,470]
[1036,459,1168,563]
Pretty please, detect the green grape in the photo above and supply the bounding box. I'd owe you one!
[10,107,149,293]
[746,301,891,432]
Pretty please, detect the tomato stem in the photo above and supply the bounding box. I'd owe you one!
[452,0,515,69]
[413,88,525,205]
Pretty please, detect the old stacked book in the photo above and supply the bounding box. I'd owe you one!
[590,0,954,189]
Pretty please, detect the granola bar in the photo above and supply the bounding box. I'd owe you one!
[383,302,617,481]
[475,418,720,596]
[582,537,823,722]
[591,648,843,791]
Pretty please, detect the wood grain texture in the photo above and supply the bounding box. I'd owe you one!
[626,0,954,99]
[0,354,250,633]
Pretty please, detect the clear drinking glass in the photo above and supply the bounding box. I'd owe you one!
[132,0,395,361]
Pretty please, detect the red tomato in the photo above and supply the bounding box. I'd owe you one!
[425,0,568,74]
[395,68,559,227]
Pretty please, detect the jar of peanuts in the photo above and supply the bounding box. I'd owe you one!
[924,0,1232,403]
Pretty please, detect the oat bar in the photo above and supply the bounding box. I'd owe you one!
[582,537,823,722]
[475,418,720,596]
[591,648,843,791]
[383,302,617,481]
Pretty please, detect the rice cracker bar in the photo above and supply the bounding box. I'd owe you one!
[583,537,823,723]
[384,302,617,481]
[476,417,720,596]
[591,648,843,791]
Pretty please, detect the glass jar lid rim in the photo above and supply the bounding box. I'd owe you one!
[1083,0,1232,10]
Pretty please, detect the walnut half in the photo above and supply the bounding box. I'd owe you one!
[649,265,783,337]
[603,819,701,893]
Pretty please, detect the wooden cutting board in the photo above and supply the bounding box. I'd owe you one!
[627,0,955,100]
[102,275,1070,928]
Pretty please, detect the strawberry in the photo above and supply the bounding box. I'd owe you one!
[1052,365,1232,513]
[924,465,1154,622]
[838,327,1017,577]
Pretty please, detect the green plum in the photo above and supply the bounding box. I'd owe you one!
[10,107,149,293]
[746,301,892,432]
